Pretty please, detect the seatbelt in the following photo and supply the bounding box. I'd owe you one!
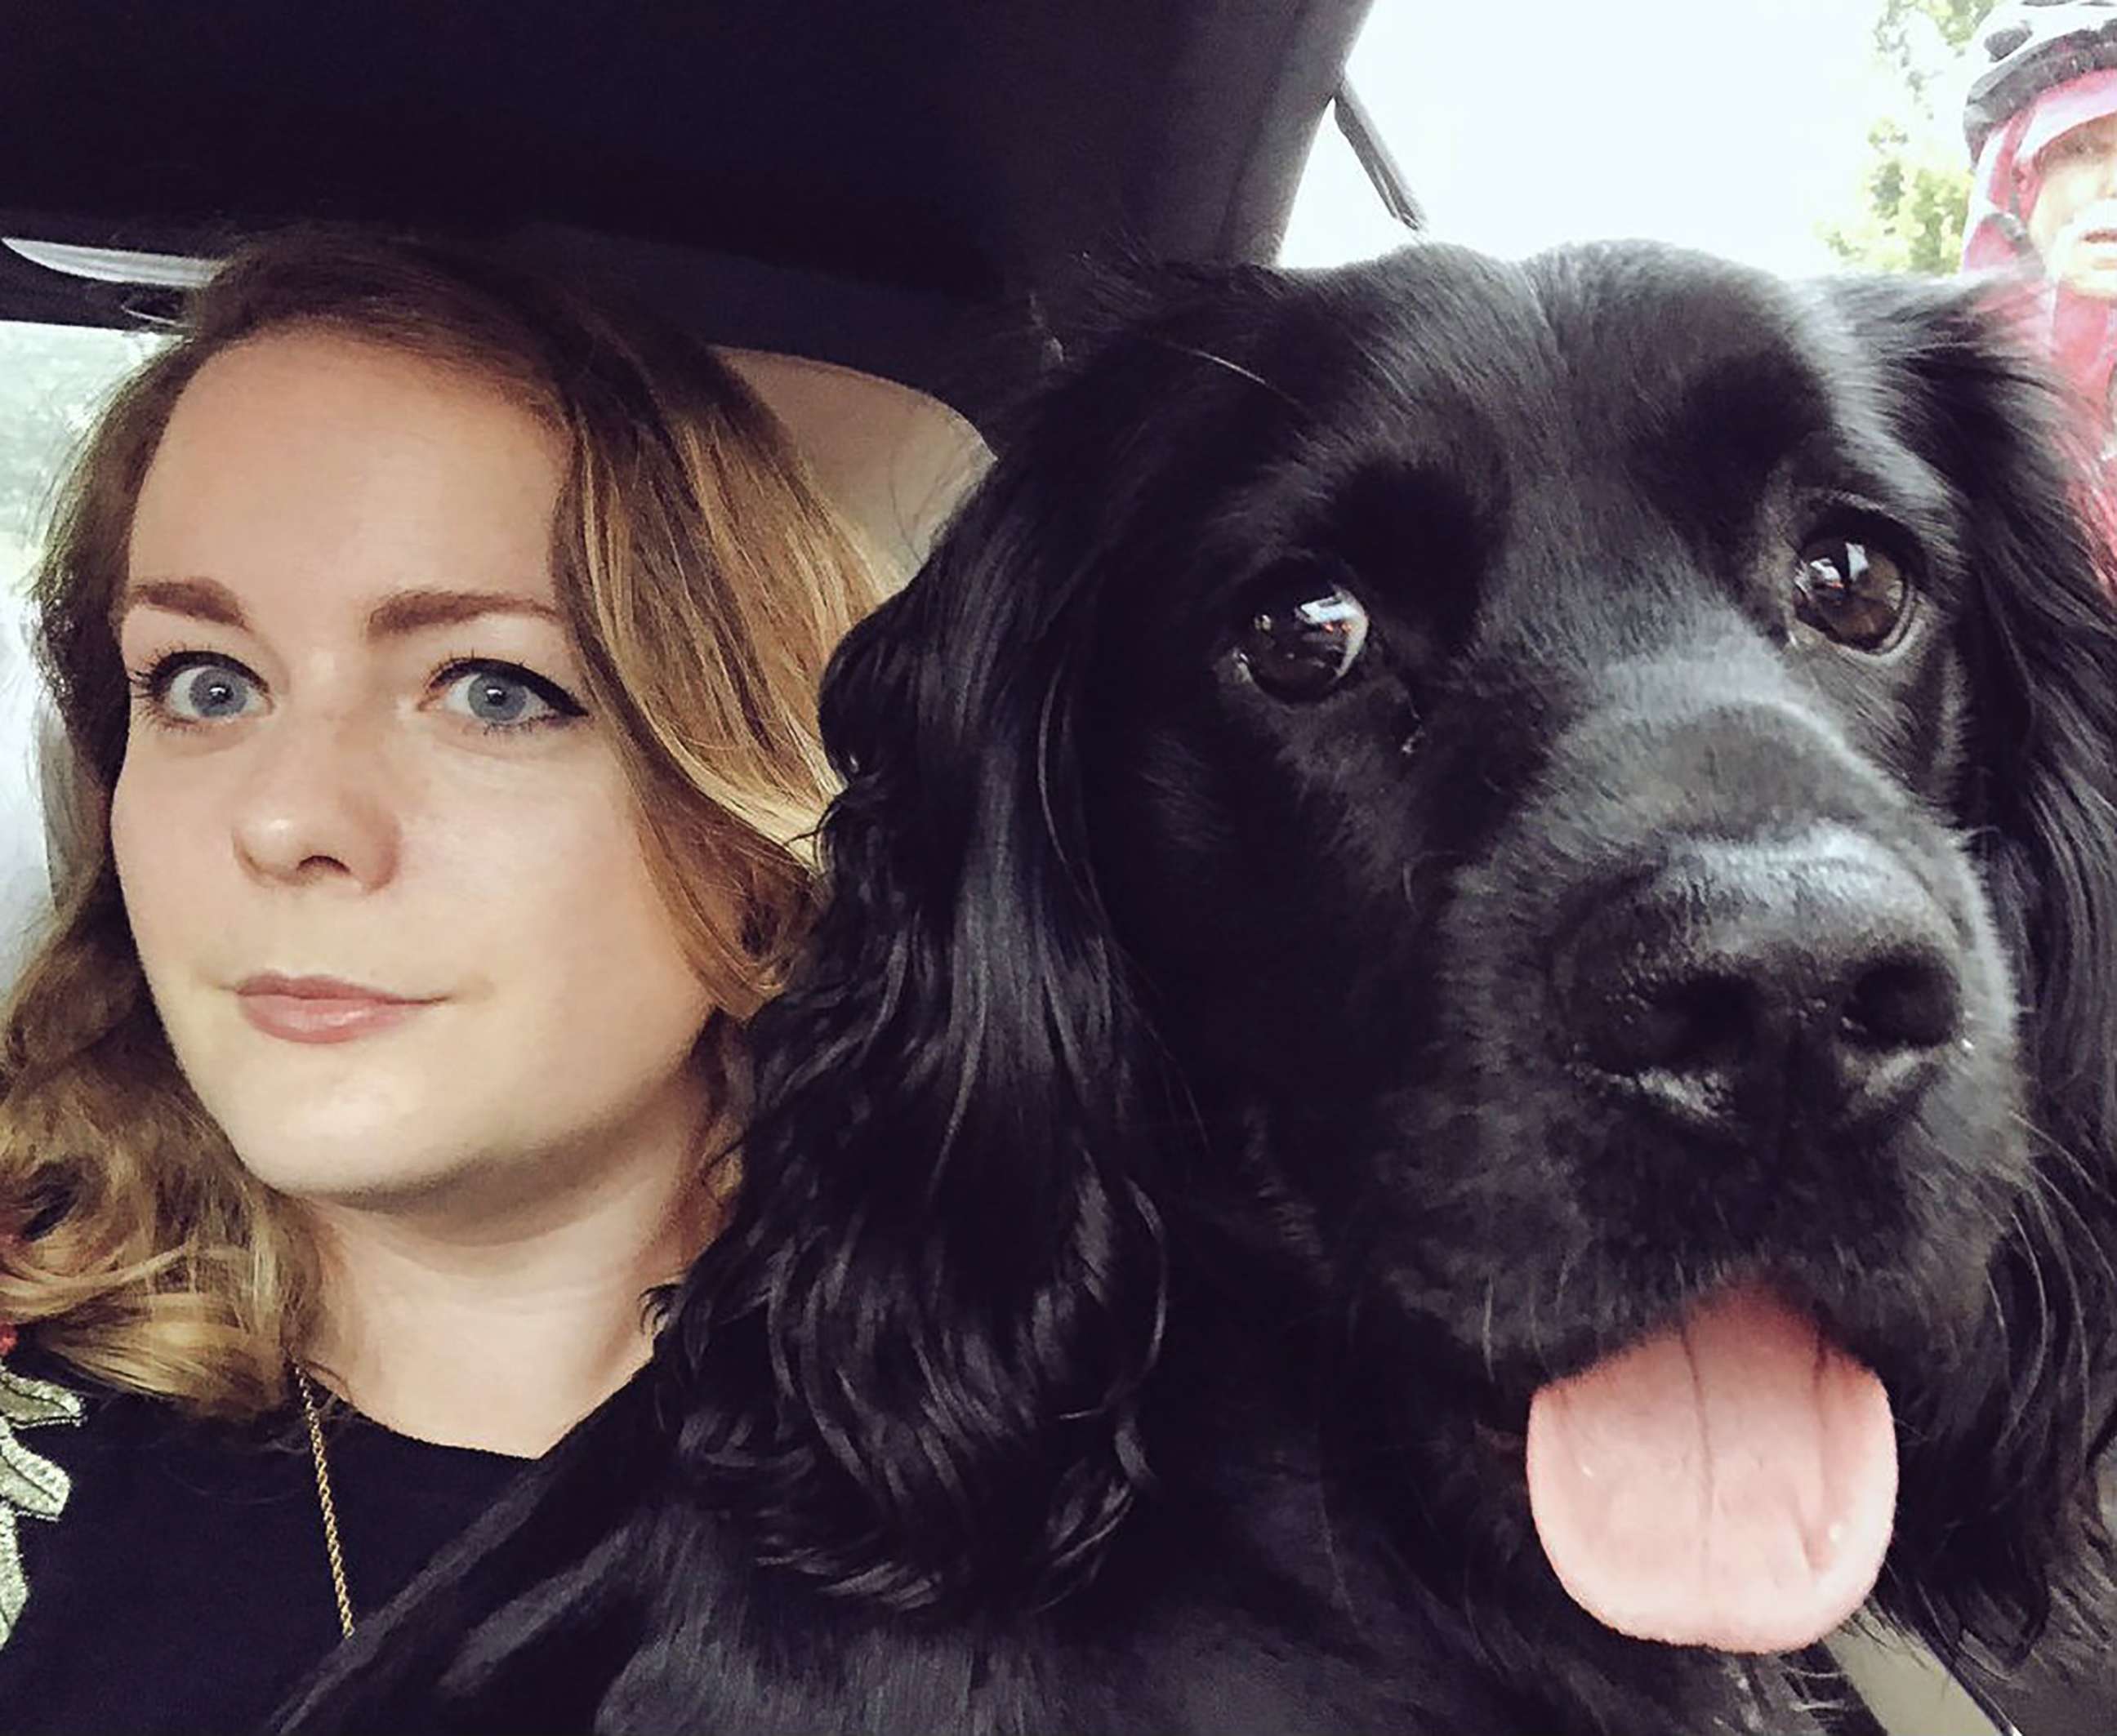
[1826,1627,2021,1736]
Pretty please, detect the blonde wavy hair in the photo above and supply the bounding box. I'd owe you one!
[0,233,887,1417]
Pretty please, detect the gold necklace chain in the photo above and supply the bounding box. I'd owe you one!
[293,1366,356,1640]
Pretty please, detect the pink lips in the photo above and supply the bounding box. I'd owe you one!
[234,973,435,1044]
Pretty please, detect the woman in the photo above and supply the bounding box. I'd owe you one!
[0,231,887,1729]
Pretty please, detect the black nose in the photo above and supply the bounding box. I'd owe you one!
[1555,829,1963,1142]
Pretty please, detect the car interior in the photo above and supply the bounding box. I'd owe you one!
[0,6,2106,1734]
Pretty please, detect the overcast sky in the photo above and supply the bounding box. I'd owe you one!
[1283,0,1973,274]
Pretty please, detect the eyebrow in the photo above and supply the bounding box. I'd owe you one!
[115,578,563,638]
[366,587,564,637]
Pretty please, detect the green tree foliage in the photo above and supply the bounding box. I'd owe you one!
[1822,0,1992,275]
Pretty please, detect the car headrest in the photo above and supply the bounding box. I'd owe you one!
[723,348,989,581]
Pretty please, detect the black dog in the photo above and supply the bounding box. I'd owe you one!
[280,243,2117,1734]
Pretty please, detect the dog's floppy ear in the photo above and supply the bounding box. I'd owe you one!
[659,389,1172,1616]
[1827,275,2117,1661]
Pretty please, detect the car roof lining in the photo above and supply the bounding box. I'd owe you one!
[0,0,1379,431]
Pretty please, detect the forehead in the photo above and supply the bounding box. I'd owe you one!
[128,328,564,606]
[1370,245,1856,464]
[1148,247,1927,532]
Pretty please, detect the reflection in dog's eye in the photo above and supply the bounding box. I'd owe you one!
[1792,537,1912,652]
[1234,575,1370,701]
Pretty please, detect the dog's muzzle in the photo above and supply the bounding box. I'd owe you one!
[1553,825,1963,1145]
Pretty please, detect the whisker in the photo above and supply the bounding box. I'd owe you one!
[1148,337,1307,411]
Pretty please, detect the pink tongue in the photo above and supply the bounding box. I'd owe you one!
[1524,1284,1895,1653]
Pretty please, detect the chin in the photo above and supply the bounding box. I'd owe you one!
[213,1102,472,1205]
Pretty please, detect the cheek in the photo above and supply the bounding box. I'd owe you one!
[2030,167,2096,247]
[433,790,717,1031]
[109,752,207,960]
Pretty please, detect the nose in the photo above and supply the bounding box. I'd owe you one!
[231,710,402,890]
[1554,828,1963,1142]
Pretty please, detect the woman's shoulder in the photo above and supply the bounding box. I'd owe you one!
[0,1324,212,1494]
[0,1324,316,1728]
[0,1324,525,1733]
[0,1322,87,1636]
[0,1321,86,1444]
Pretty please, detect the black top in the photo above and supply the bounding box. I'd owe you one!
[0,1335,527,1734]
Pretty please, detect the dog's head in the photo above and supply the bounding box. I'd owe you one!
[671,243,2117,1668]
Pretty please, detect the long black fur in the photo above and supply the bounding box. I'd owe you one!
[279,243,2117,1734]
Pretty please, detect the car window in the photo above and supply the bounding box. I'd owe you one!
[1285,0,1979,276]
[0,320,163,977]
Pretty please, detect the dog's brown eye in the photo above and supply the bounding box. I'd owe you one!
[1235,577,1370,701]
[1792,536,1911,651]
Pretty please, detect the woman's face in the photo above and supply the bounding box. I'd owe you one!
[2030,112,2117,298]
[112,328,721,1215]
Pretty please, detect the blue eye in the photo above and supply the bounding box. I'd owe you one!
[136,655,265,724]
[435,661,585,732]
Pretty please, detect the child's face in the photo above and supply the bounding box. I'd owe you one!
[2030,112,2117,298]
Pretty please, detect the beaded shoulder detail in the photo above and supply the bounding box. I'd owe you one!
[0,1327,83,1648]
